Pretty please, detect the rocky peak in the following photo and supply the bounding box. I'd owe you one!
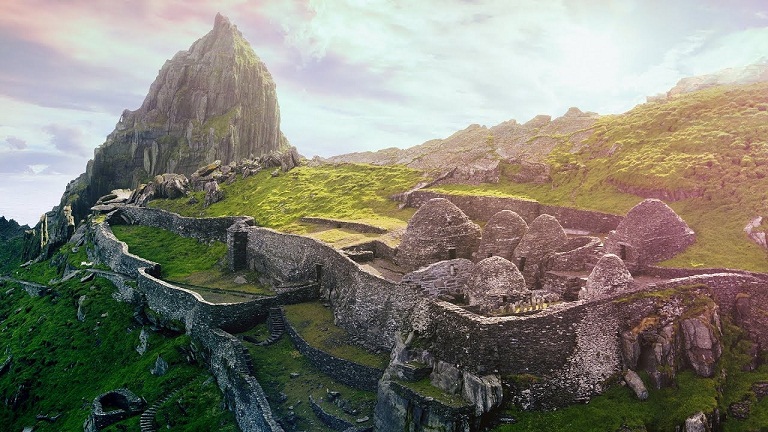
[23,14,296,261]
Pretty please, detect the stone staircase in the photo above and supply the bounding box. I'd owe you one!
[244,307,285,346]
[139,387,182,432]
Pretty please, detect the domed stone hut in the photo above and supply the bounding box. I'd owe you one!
[475,210,528,262]
[604,199,695,272]
[513,214,568,289]
[466,256,527,313]
[396,198,482,271]
[579,254,633,300]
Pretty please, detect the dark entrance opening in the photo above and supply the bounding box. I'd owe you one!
[448,247,457,259]
[619,244,627,260]
[518,256,526,272]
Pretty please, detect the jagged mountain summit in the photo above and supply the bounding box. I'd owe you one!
[22,13,295,260]
[92,12,289,200]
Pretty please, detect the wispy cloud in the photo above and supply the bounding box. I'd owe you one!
[4,136,26,150]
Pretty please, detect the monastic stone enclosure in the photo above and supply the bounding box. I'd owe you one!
[396,198,481,271]
[466,256,527,313]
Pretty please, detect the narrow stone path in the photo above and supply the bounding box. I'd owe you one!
[139,386,184,432]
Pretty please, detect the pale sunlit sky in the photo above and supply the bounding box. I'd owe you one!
[1,0,768,225]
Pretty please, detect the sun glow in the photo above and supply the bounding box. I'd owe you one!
[556,27,622,90]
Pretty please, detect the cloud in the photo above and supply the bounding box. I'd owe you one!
[4,136,27,150]
[0,148,87,176]
[42,124,91,157]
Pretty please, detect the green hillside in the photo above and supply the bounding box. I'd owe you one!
[435,83,768,271]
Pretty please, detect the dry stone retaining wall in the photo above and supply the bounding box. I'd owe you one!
[284,315,384,392]
[92,222,160,278]
[114,206,254,243]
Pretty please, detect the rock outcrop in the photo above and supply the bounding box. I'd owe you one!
[605,199,695,272]
[396,198,481,271]
[513,214,567,289]
[475,210,528,262]
[680,307,722,378]
[22,13,296,261]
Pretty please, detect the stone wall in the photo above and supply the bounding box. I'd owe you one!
[137,268,266,333]
[114,206,254,243]
[300,217,387,234]
[236,226,425,350]
[401,190,622,233]
[401,259,473,298]
[284,313,384,392]
[546,236,603,272]
[92,222,160,278]
[192,326,284,432]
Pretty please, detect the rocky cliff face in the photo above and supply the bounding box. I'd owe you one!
[22,13,292,262]
[87,13,288,206]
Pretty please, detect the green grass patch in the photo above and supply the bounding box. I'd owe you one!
[242,325,377,431]
[110,225,272,296]
[284,302,389,370]
[149,164,423,233]
[395,378,469,409]
[0,272,234,431]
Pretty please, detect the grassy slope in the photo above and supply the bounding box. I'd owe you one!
[110,224,271,296]
[0,246,235,431]
[435,83,768,271]
[150,164,424,233]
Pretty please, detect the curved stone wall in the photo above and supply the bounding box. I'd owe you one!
[92,222,160,278]
[114,206,254,243]
[284,314,384,392]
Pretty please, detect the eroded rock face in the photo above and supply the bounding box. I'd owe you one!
[512,214,567,289]
[203,180,225,207]
[475,210,528,262]
[396,198,481,271]
[681,308,722,378]
[605,199,695,272]
[580,254,633,300]
[466,256,527,313]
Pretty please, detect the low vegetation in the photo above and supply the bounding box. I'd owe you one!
[435,83,768,271]
[150,164,424,233]
[0,246,235,431]
[284,302,389,369]
[241,324,377,431]
[110,224,272,296]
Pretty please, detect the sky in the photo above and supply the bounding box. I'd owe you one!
[1,0,767,226]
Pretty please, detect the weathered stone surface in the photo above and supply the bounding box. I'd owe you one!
[729,400,751,420]
[150,355,169,376]
[580,254,633,300]
[605,199,695,272]
[684,411,713,432]
[86,388,147,431]
[396,198,481,271]
[461,372,503,416]
[513,214,567,289]
[374,380,474,432]
[476,210,528,261]
[623,369,648,400]
[77,295,87,322]
[681,307,722,377]
[466,256,527,313]
[203,180,225,207]
[401,258,473,299]
[430,360,463,395]
[22,13,293,261]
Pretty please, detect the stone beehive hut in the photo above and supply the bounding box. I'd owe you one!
[579,253,633,300]
[466,256,527,313]
[513,214,568,289]
[604,199,695,272]
[475,210,528,262]
[396,198,481,271]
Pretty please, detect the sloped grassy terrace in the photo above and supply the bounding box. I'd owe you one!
[110,224,272,301]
